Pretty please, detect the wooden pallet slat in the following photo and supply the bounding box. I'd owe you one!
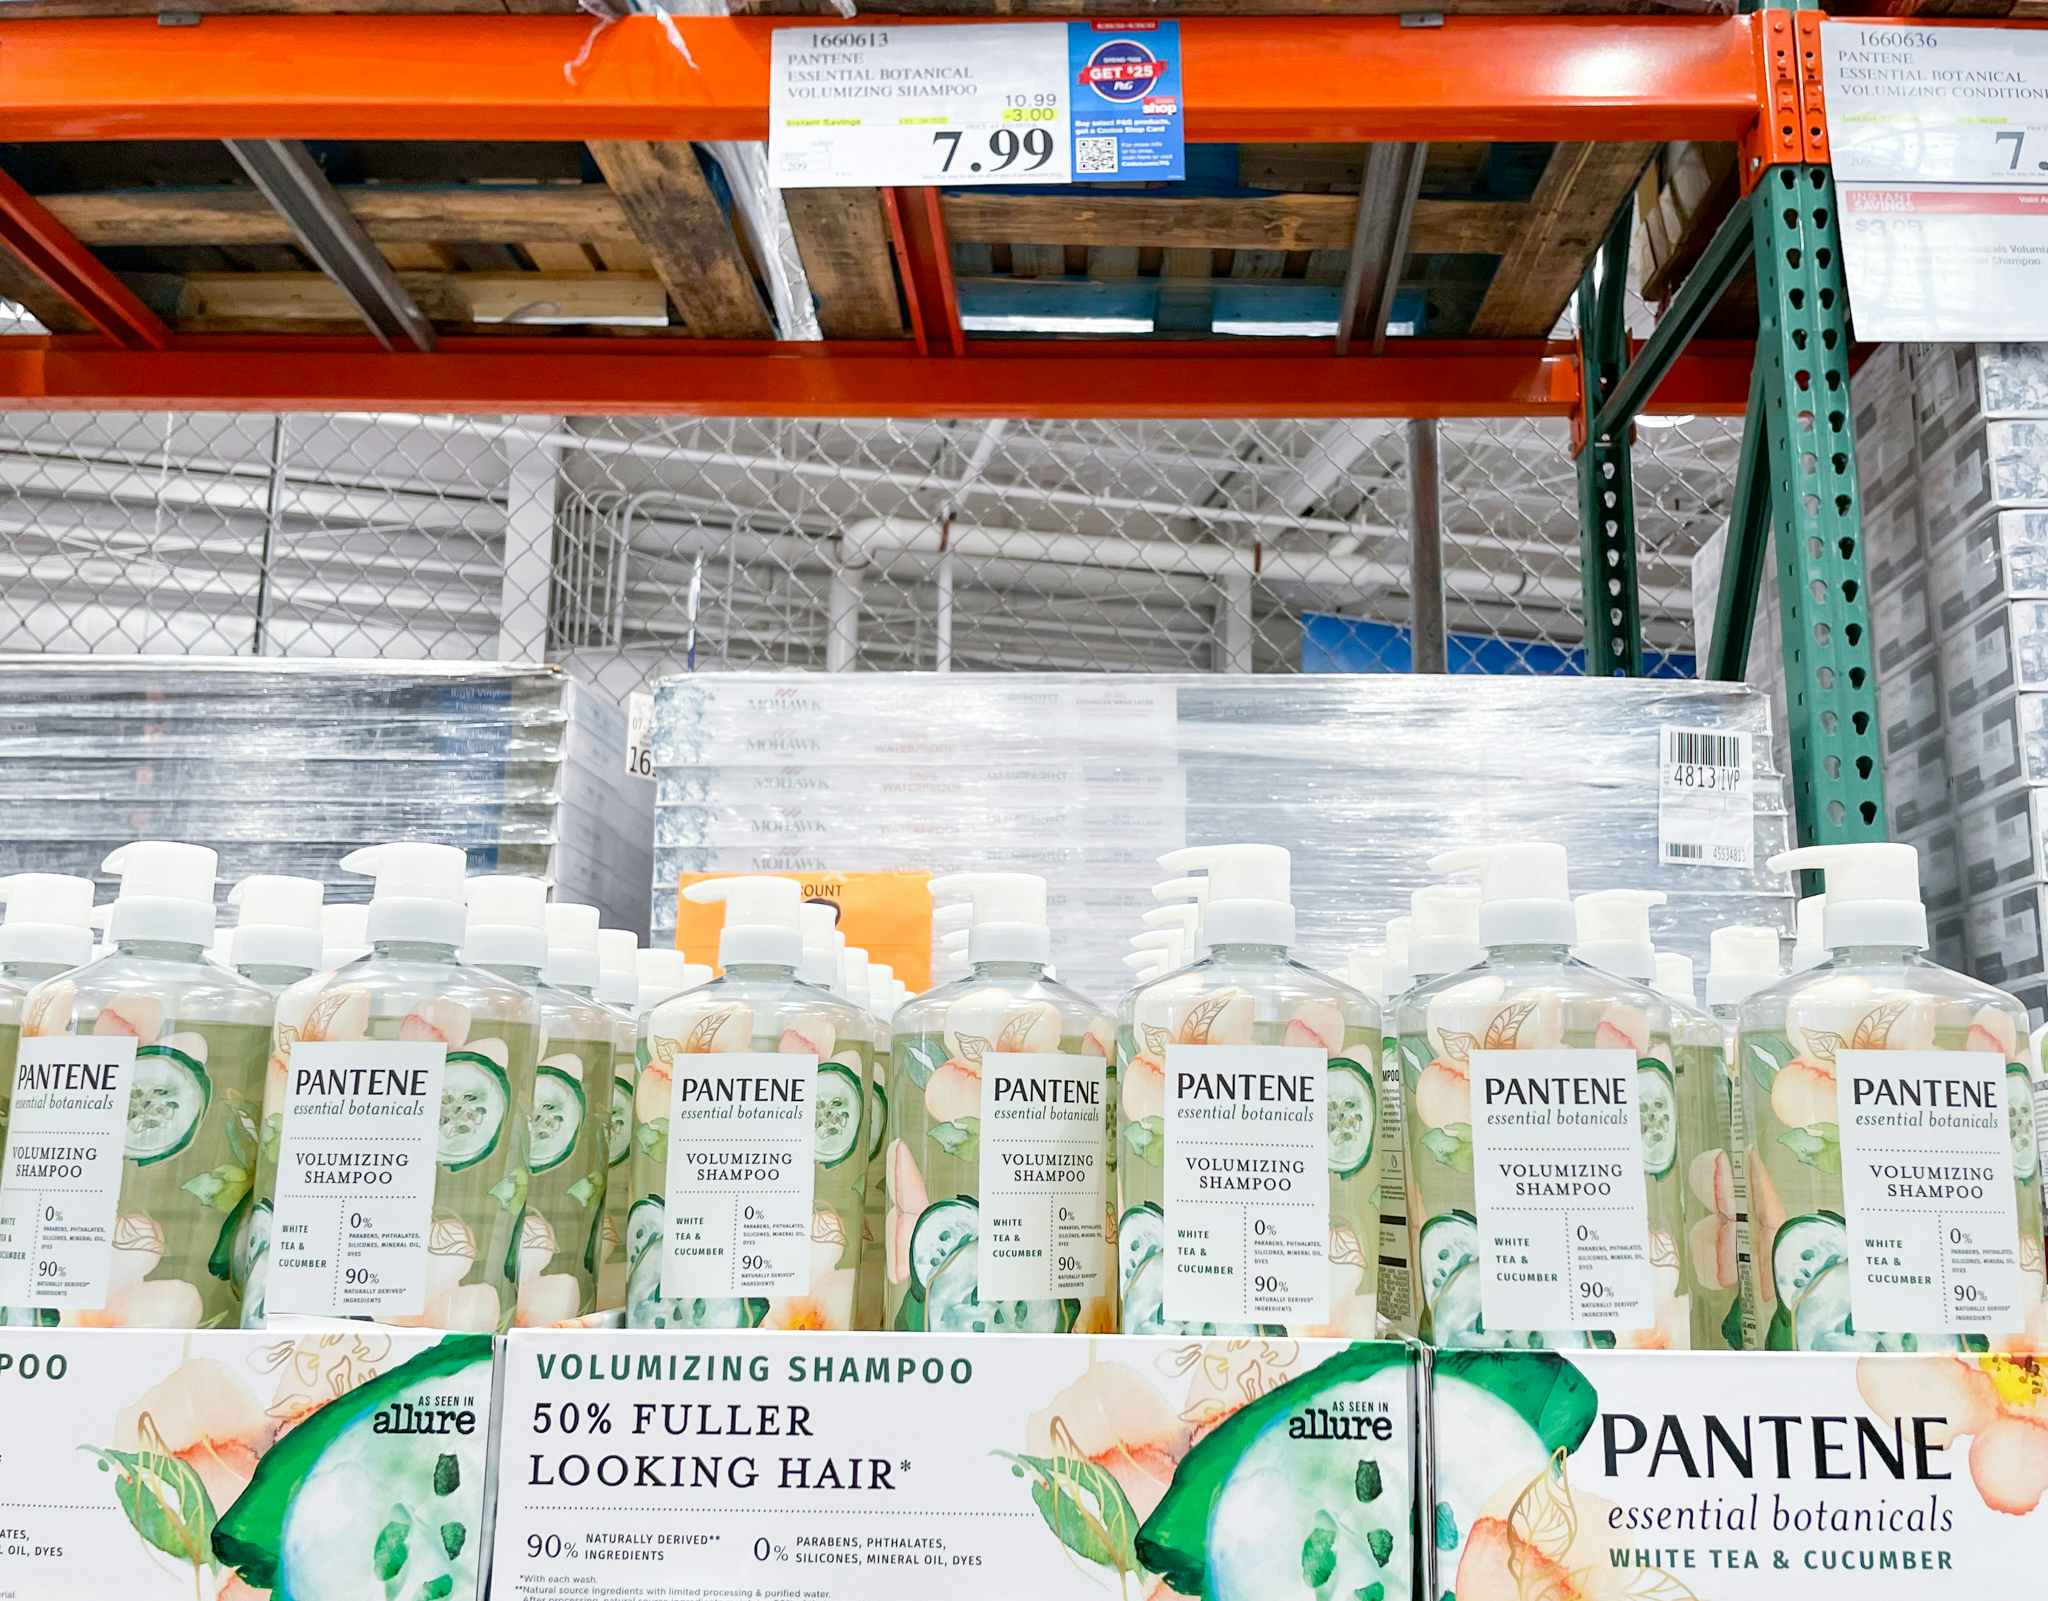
[41,184,639,246]
[783,187,905,339]
[942,192,1522,256]
[1467,139,1655,338]
[586,141,773,339]
[173,269,668,326]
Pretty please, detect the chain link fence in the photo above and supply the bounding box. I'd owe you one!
[0,405,1742,705]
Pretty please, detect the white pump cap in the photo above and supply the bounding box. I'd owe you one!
[597,929,639,1009]
[1131,927,1185,968]
[683,876,803,968]
[342,842,468,946]
[322,904,370,968]
[544,902,602,991]
[1570,888,1666,984]
[1151,875,1210,919]
[1157,844,1292,947]
[1142,901,1202,946]
[1768,844,1927,950]
[1384,915,1413,998]
[0,873,96,969]
[1409,884,1483,981]
[1346,944,1386,1005]
[228,873,323,972]
[871,961,895,993]
[799,902,842,986]
[933,902,973,937]
[1125,953,1169,984]
[103,841,218,947]
[1706,924,1782,1008]
[928,872,1051,964]
[842,946,871,1011]
[1789,893,1829,971]
[1654,950,1697,1009]
[636,948,709,1010]
[463,875,548,970]
[1432,841,1574,946]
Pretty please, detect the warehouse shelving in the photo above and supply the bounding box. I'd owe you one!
[0,4,2014,861]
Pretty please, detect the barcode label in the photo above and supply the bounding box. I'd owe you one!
[1657,724,1754,869]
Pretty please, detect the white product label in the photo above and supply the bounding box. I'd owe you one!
[0,1037,135,1307]
[1835,1049,2025,1334]
[770,24,1074,188]
[976,1051,1107,1301]
[662,1052,817,1300]
[493,1330,1404,1601]
[1823,23,2048,341]
[269,1040,445,1318]
[625,689,655,780]
[1161,1043,1328,1325]
[1658,725,1754,868]
[1468,1048,1655,1331]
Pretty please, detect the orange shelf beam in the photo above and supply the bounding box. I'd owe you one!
[0,337,1753,420]
[0,13,1765,145]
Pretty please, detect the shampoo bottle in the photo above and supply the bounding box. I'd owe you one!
[612,948,704,1311]
[464,880,616,1325]
[1120,844,1381,1338]
[593,928,640,1311]
[3,842,272,1328]
[1401,845,1683,1349]
[0,874,96,1177]
[250,842,541,1331]
[628,877,868,1332]
[1383,886,1484,1336]
[841,944,889,1332]
[1738,843,2046,1349]
[886,873,1113,1334]
[1696,923,1781,1350]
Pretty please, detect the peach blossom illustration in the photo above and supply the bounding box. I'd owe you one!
[114,1357,272,1513]
[1687,1148,1740,1291]
[1302,1233,1378,1338]
[398,995,471,1045]
[883,1138,927,1286]
[1967,1005,2020,1058]
[514,1210,581,1327]
[1071,1296,1116,1334]
[1414,1060,1471,1130]
[1592,1003,1650,1055]
[1165,1336,1305,1440]
[1079,1016,1114,1059]
[61,1212,203,1328]
[762,1217,856,1330]
[1121,1052,1165,1122]
[924,1055,981,1124]
[1455,1457,1633,1601]
[943,992,1011,1066]
[1283,997,1345,1052]
[93,990,164,1042]
[267,983,369,1117]
[1025,1359,1191,1522]
[996,1001,1062,1055]
[1614,1243,1689,1350]
[1749,1146,1788,1312]
[21,978,75,1037]
[780,1013,837,1059]
[390,1214,498,1331]
[1418,977,1554,1134]
[258,1330,398,1435]
[1859,1346,2048,1515]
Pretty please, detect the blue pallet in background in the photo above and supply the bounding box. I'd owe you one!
[1300,612,1696,679]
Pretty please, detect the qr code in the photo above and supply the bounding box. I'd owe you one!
[1075,137,1119,175]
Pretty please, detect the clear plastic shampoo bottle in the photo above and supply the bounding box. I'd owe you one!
[1738,843,2046,1350]
[1401,846,1687,1349]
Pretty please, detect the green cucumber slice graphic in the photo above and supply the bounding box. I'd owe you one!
[527,1065,586,1175]
[1327,1056,1377,1176]
[438,1052,510,1172]
[814,1062,863,1168]
[127,1045,209,1165]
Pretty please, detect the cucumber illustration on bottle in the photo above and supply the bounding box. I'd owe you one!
[611,949,709,1313]
[1399,844,1690,1350]
[1118,845,1383,1340]
[245,841,541,1332]
[591,927,642,1312]
[883,873,1114,1335]
[1737,843,2048,1351]
[627,875,869,1332]
[461,879,618,1326]
[0,843,274,1329]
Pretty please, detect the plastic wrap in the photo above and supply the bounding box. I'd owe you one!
[0,656,642,932]
[647,672,1794,1002]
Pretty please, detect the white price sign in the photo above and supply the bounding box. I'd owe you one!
[624,690,654,782]
[771,24,1073,188]
[1823,22,2048,340]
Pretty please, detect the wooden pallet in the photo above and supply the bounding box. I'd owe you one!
[3,130,1673,344]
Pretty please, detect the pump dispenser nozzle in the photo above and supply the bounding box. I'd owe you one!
[102,840,218,947]
[463,875,548,970]
[1156,844,1292,947]
[228,874,324,972]
[322,904,369,968]
[1654,951,1697,1010]
[927,873,1051,965]
[341,842,469,947]
[682,876,803,969]
[597,929,639,1009]
[1141,900,1201,958]
[1770,842,1928,951]
[1130,927,1185,968]
[1706,924,1782,1009]
[1788,894,1827,971]
[1346,944,1387,1004]
[1409,884,1484,980]
[1384,914,1413,997]
[0,873,97,970]
[933,902,972,936]
[1570,888,1667,984]
[1430,841,1574,947]
[841,946,871,1011]
[544,902,602,991]
[636,948,709,1011]
[799,902,842,987]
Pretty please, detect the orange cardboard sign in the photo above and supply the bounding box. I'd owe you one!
[673,870,935,992]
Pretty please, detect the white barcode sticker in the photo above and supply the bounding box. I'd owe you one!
[1658,725,1754,869]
